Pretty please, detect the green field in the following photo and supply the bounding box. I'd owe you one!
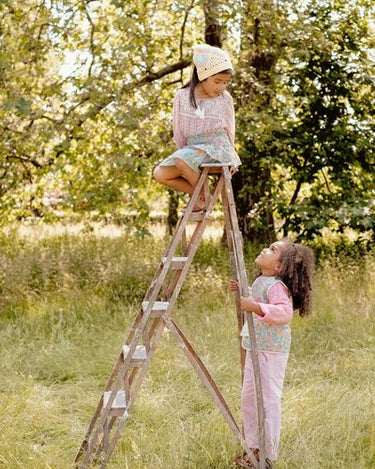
[0,224,374,469]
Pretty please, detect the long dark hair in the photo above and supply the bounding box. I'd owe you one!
[182,65,232,109]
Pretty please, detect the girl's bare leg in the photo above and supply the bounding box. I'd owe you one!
[154,159,207,210]
[153,165,195,194]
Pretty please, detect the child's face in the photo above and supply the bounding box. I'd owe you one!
[255,242,285,276]
[201,72,231,97]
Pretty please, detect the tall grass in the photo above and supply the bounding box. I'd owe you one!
[0,224,374,469]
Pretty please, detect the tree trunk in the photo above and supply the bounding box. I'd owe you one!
[232,161,276,245]
[204,0,222,46]
[233,8,281,243]
[166,190,180,235]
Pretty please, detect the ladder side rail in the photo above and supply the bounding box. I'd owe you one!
[96,320,168,469]
[76,301,158,465]
[223,167,266,469]
[161,176,224,316]
[124,309,145,348]
[98,167,225,466]
[221,183,246,377]
[75,341,132,466]
[78,296,171,466]
[142,317,160,350]
[140,167,208,309]
[146,166,208,276]
[75,393,105,463]
[159,165,207,260]
[97,168,226,463]
[183,172,224,258]
[149,170,223,323]
[230,238,246,376]
[142,177,204,304]
[165,317,259,468]
[162,269,181,300]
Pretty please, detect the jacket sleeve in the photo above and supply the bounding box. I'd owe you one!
[173,91,186,149]
[257,282,293,325]
[224,92,235,146]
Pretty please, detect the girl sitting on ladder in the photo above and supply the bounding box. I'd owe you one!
[154,43,241,213]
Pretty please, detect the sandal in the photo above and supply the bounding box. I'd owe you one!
[181,192,213,213]
[233,449,258,468]
[233,449,273,469]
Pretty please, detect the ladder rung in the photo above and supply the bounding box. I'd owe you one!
[122,345,147,364]
[200,162,231,167]
[103,391,127,416]
[142,301,169,317]
[189,211,208,221]
[162,256,188,269]
[200,163,230,173]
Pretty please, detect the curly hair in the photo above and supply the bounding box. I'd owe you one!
[277,240,315,317]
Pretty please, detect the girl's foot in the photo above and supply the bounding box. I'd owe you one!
[233,449,273,469]
[181,203,205,214]
[193,194,212,212]
[233,449,258,468]
[181,195,211,213]
[192,200,206,212]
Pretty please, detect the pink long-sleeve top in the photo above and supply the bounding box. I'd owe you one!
[172,87,236,149]
[257,282,293,325]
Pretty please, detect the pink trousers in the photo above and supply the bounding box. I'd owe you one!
[241,351,289,461]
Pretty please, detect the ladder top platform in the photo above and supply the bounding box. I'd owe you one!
[200,163,232,173]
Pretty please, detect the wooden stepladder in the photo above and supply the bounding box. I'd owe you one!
[74,165,267,469]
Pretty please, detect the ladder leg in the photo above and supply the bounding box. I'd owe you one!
[164,317,259,468]
[221,179,246,378]
[222,167,267,469]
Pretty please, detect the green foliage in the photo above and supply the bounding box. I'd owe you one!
[0,0,374,243]
[233,0,375,241]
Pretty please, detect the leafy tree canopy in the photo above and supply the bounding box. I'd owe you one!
[0,0,374,243]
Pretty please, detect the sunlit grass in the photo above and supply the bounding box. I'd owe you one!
[0,224,374,468]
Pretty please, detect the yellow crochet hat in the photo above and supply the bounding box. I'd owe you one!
[193,44,233,81]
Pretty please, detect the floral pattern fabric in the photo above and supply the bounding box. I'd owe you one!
[241,276,292,355]
[159,131,240,171]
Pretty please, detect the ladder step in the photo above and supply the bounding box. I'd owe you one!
[122,345,147,364]
[103,391,127,416]
[189,211,209,221]
[162,256,188,269]
[142,301,169,317]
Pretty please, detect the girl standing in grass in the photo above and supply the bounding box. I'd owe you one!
[230,240,314,468]
[154,44,241,212]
